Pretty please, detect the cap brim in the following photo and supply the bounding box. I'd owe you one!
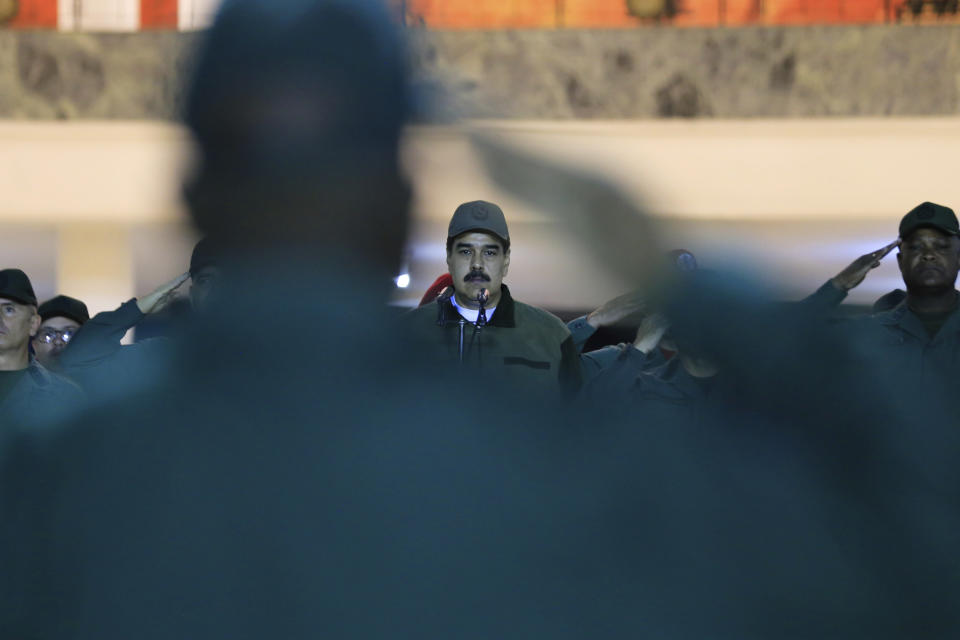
[900,223,960,238]
[0,294,37,307]
[448,227,509,244]
[41,311,85,324]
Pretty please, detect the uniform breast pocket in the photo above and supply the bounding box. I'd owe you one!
[503,357,551,370]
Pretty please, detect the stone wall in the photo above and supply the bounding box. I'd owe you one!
[0,31,197,119]
[415,26,960,118]
[1,25,959,119]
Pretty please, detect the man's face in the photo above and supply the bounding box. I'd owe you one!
[446,232,510,308]
[0,298,40,355]
[189,266,221,314]
[33,316,81,366]
[897,228,960,293]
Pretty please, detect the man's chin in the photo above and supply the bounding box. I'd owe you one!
[921,273,950,285]
[907,280,955,294]
[454,284,493,306]
[452,286,476,304]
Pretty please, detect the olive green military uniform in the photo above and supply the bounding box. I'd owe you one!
[846,297,960,387]
[404,285,582,398]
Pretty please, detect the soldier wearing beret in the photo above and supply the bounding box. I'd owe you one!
[0,269,83,424]
[32,295,89,370]
[405,200,582,397]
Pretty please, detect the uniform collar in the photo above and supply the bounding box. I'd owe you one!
[877,292,960,343]
[436,284,516,328]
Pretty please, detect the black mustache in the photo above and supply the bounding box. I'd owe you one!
[464,271,490,282]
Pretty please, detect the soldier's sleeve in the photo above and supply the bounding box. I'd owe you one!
[566,315,597,353]
[801,279,847,310]
[58,299,144,374]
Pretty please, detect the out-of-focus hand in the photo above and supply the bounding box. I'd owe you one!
[136,272,190,315]
[470,132,665,296]
[633,313,669,354]
[830,239,900,292]
[586,290,648,330]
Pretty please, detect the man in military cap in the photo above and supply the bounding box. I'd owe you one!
[801,204,960,314]
[405,200,581,397]
[839,202,960,392]
[32,295,89,369]
[0,269,82,424]
[886,202,960,335]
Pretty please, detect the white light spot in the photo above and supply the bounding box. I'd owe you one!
[396,273,410,289]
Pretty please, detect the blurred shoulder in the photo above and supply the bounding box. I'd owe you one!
[403,301,443,328]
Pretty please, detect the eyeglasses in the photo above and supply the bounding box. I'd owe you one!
[35,328,77,344]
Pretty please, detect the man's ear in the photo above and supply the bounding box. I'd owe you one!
[502,250,510,279]
[29,311,41,337]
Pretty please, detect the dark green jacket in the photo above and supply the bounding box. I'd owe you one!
[404,285,582,397]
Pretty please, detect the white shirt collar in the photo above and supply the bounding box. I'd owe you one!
[450,295,496,324]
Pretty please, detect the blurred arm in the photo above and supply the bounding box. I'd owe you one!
[805,240,900,309]
[802,280,849,309]
[59,300,144,372]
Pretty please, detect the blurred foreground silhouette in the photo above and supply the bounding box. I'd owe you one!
[1,1,959,638]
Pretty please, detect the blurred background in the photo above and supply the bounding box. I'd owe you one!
[1,0,959,317]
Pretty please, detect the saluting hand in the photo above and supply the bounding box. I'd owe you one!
[586,290,649,330]
[633,313,669,354]
[136,272,190,315]
[831,239,900,292]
